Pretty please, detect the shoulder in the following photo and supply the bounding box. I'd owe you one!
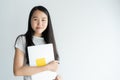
[15,34,26,45]
[14,34,26,53]
[16,34,25,41]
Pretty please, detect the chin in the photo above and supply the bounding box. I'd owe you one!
[35,29,45,34]
[36,30,43,33]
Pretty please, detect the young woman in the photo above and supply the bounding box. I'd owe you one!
[13,6,61,80]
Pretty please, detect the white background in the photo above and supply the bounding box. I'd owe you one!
[0,0,120,80]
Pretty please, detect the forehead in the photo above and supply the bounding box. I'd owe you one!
[32,10,47,18]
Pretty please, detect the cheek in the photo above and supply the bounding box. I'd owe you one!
[45,21,48,27]
[42,22,48,28]
[31,21,36,29]
[44,23,47,27]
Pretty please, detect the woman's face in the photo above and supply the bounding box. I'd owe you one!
[31,10,48,37]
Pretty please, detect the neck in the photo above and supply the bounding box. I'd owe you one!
[34,33,42,37]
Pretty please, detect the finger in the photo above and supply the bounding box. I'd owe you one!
[54,60,60,64]
[57,75,62,80]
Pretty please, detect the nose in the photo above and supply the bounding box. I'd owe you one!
[37,20,41,26]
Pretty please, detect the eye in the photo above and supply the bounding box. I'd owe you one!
[33,18,37,21]
[42,19,47,21]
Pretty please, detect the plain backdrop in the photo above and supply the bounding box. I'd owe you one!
[0,0,120,80]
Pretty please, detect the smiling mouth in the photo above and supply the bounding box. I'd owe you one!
[36,27,41,29]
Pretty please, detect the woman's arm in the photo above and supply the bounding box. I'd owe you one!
[13,48,58,76]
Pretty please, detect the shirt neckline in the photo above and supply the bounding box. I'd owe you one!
[33,36,44,39]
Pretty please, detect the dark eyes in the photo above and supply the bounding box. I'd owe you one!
[33,18,37,21]
[33,18,46,21]
[42,19,47,21]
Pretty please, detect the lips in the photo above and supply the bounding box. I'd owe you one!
[36,27,41,29]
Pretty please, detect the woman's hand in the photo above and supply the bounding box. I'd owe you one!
[55,75,62,80]
[46,60,59,72]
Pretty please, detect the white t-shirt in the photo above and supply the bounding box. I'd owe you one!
[15,35,46,80]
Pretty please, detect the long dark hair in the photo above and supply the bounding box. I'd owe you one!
[16,6,59,64]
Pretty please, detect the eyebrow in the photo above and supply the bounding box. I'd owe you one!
[32,16,38,18]
[32,16,47,19]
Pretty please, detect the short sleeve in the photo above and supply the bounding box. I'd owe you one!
[14,35,26,53]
